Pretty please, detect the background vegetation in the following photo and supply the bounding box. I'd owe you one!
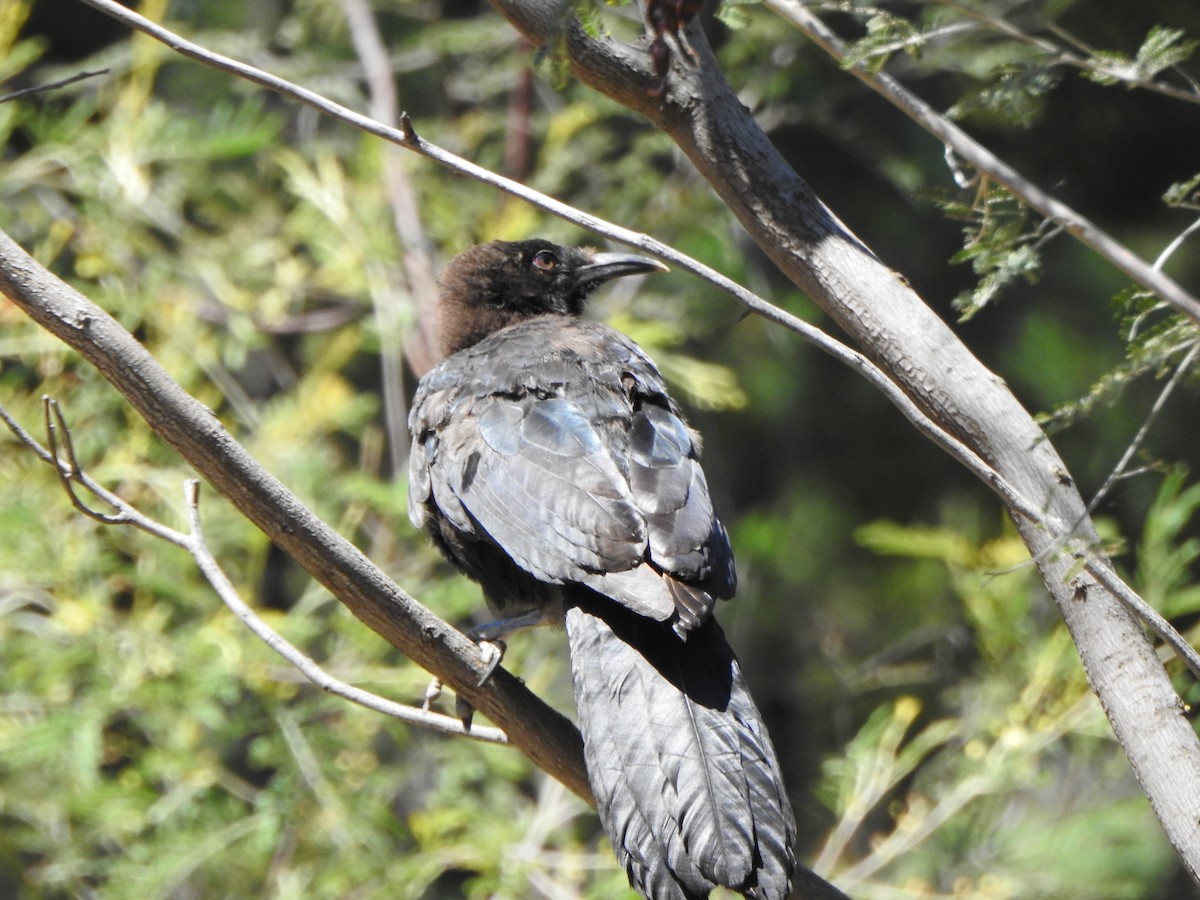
[2,0,1199,897]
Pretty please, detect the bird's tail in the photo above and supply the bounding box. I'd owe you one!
[564,593,797,900]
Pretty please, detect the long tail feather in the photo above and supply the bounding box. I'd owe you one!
[564,595,796,900]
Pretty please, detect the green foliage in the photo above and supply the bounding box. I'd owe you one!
[1039,292,1199,434]
[609,311,748,410]
[840,7,926,75]
[1084,25,1198,86]
[1163,172,1200,210]
[816,517,1176,897]
[715,0,757,33]
[946,65,1061,128]
[935,183,1048,321]
[1136,467,1200,619]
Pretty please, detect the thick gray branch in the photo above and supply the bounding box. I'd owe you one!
[484,0,1200,877]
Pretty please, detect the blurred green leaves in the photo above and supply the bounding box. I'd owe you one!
[817,514,1175,898]
[1137,467,1200,619]
[1084,25,1198,86]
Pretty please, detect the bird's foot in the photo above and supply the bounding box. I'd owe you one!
[420,632,514,731]
[472,638,507,686]
[420,610,543,730]
[422,673,479,731]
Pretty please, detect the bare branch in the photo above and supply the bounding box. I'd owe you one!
[2,397,188,544]
[182,479,508,744]
[43,396,129,525]
[1154,217,1200,272]
[0,229,590,802]
[1087,342,1200,517]
[1084,555,1200,683]
[0,401,58,465]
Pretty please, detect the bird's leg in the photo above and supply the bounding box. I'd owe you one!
[671,0,704,65]
[463,607,548,683]
[641,0,705,94]
[421,608,550,730]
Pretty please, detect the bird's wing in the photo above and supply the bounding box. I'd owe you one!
[409,318,733,623]
[410,332,673,620]
[626,400,736,597]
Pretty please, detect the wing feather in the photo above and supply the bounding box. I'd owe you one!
[408,318,734,622]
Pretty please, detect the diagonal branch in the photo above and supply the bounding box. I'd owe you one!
[477,0,1200,879]
[0,229,589,801]
[180,477,507,744]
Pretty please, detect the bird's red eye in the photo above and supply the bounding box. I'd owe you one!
[531,249,559,271]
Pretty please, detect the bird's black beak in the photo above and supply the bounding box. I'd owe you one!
[576,251,669,288]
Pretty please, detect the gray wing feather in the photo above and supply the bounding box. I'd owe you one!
[409,317,734,620]
[407,434,432,528]
[629,405,735,598]
[428,393,647,584]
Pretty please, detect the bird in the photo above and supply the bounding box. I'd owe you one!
[407,239,797,899]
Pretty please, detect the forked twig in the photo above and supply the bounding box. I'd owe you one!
[1,398,508,745]
[43,396,127,524]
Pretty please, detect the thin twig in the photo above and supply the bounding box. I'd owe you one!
[1085,556,1200,681]
[43,396,128,524]
[182,478,508,744]
[1154,217,1200,273]
[1,401,57,465]
[1087,341,1200,517]
[338,0,435,466]
[0,68,109,104]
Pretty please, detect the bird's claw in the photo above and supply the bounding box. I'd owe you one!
[455,695,475,732]
[421,677,443,712]
[475,639,506,686]
[419,637,507,732]
[456,639,505,731]
[421,674,476,731]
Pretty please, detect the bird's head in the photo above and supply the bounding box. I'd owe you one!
[435,239,667,357]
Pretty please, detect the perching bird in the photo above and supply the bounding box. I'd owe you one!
[407,239,797,899]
